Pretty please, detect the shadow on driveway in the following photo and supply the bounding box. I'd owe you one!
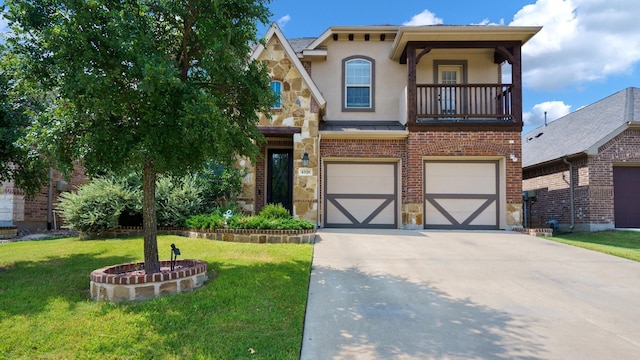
[302,264,545,359]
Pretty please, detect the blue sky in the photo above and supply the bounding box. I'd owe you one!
[261,0,640,134]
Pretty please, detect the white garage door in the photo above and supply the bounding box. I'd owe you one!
[324,162,398,228]
[424,160,499,230]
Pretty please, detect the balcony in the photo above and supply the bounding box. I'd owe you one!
[405,84,520,131]
[417,83,514,120]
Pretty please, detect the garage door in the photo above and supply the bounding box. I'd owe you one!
[613,166,640,228]
[324,162,398,228]
[424,160,499,230]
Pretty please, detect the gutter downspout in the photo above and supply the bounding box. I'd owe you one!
[317,133,321,228]
[47,168,53,231]
[562,157,575,231]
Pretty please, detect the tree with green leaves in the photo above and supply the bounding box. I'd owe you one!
[0,48,49,197]
[4,0,275,273]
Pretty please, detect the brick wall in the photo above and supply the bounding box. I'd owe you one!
[407,131,523,204]
[19,164,86,230]
[523,128,640,230]
[320,131,523,228]
[320,138,407,198]
[523,158,588,228]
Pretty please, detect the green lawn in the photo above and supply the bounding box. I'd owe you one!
[547,230,640,262]
[0,236,314,359]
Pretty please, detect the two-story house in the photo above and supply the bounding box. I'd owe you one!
[240,23,540,230]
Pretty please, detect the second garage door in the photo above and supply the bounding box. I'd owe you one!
[324,162,398,228]
[424,160,499,230]
[613,166,640,228]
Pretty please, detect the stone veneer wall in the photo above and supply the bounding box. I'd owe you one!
[237,31,320,224]
[523,129,640,231]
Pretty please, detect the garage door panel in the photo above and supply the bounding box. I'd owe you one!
[424,161,499,230]
[428,198,490,224]
[327,176,395,194]
[325,162,397,228]
[469,201,497,226]
[425,163,496,194]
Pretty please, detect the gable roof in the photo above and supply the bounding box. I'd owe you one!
[522,87,640,168]
[251,23,326,109]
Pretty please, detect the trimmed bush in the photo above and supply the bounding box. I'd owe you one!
[57,177,141,233]
[156,175,205,227]
[185,204,315,231]
[259,203,291,219]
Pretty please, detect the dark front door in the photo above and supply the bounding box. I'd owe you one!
[267,149,293,214]
[613,166,640,228]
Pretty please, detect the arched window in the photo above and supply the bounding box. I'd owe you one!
[270,80,282,109]
[343,56,374,111]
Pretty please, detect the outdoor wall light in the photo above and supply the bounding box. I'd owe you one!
[301,152,309,167]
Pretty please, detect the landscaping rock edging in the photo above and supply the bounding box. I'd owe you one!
[90,259,208,302]
[81,226,317,244]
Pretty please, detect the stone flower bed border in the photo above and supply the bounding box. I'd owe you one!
[87,227,315,302]
[90,259,208,302]
[83,226,317,244]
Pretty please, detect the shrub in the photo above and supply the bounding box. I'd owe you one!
[156,175,205,227]
[259,203,291,219]
[184,210,226,230]
[195,163,246,207]
[57,177,141,233]
[185,204,315,231]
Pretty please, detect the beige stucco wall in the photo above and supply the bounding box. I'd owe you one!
[309,40,499,122]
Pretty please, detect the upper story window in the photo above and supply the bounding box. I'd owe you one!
[270,80,282,109]
[342,56,374,111]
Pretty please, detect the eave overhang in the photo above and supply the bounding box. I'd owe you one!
[389,25,542,62]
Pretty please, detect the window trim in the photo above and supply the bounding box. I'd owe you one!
[270,80,283,110]
[342,56,375,112]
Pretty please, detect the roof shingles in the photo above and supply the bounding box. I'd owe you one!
[522,87,639,168]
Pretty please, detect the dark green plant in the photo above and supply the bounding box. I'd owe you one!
[195,162,246,207]
[156,175,205,227]
[185,206,315,231]
[57,177,141,233]
[184,210,225,230]
[259,203,291,219]
[6,0,275,273]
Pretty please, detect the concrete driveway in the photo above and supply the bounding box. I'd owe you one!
[300,229,640,360]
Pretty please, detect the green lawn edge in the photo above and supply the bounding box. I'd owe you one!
[545,230,640,262]
[0,235,314,359]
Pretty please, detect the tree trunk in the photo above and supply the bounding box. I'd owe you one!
[143,159,160,274]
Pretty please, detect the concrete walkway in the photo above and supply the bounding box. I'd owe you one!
[300,229,640,360]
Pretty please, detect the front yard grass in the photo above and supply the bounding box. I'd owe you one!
[547,230,640,262]
[0,235,313,359]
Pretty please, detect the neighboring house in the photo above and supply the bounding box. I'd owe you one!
[522,87,640,231]
[0,166,85,231]
[240,23,540,229]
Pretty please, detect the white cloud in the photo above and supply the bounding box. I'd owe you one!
[403,10,444,26]
[472,18,505,26]
[277,15,291,29]
[523,101,572,126]
[510,0,640,91]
